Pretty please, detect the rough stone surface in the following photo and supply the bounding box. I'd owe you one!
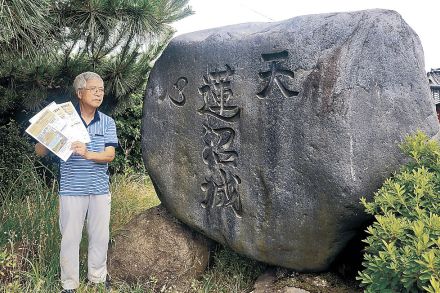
[284,289,310,293]
[251,269,296,293]
[251,268,361,293]
[108,205,210,291]
[252,269,278,293]
[142,9,439,271]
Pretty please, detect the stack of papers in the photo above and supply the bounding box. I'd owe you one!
[26,102,90,161]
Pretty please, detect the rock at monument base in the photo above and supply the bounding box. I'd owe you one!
[251,267,361,293]
[142,9,440,271]
[108,204,211,292]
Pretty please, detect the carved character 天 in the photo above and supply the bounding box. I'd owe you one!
[257,50,299,99]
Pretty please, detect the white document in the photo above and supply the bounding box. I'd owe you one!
[26,102,91,161]
[57,102,91,143]
[26,109,73,161]
[29,102,58,124]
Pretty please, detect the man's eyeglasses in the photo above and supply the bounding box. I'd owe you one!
[81,87,104,94]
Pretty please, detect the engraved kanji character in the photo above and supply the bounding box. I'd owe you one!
[257,50,299,99]
[202,124,238,168]
[198,64,240,122]
[200,169,242,218]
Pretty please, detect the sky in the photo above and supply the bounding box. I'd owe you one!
[172,0,439,71]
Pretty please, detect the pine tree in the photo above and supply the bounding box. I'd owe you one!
[0,0,56,57]
[0,0,192,124]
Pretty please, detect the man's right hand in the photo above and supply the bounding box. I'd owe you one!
[35,143,49,157]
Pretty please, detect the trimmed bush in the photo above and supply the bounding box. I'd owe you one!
[357,131,440,293]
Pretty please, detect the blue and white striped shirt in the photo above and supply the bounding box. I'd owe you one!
[59,105,118,196]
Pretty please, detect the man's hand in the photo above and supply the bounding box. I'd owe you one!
[35,143,49,157]
[71,141,88,159]
[71,141,115,163]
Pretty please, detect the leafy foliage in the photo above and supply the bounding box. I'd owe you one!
[0,242,20,290]
[0,121,36,196]
[0,121,59,201]
[110,93,145,174]
[357,131,440,293]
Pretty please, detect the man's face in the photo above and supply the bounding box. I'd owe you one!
[78,78,104,109]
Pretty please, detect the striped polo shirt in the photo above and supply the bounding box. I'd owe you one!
[59,105,118,196]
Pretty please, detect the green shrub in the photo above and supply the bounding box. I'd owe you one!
[0,241,20,291]
[0,121,36,194]
[110,93,145,175]
[357,131,440,293]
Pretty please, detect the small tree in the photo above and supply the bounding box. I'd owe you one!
[357,131,440,293]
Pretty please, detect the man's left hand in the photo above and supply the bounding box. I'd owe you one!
[71,141,88,159]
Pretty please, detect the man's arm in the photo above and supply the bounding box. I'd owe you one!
[71,141,115,163]
[84,146,116,163]
[35,142,49,157]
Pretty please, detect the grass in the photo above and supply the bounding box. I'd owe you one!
[110,173,160,233]
[193,246,266,293]
[0,163,264,292]
[0,162,60,292]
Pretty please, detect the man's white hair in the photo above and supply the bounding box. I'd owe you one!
[73,72,103,92]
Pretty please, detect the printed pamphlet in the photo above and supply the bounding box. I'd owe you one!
[26,102,90,161]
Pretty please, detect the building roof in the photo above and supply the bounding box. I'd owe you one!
[427,69,440,104]
[428,68,440,86]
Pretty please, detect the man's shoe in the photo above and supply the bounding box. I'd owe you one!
[104,274,111,290]
[87,274,111,291]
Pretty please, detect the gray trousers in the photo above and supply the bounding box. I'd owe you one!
[59,194,111,290]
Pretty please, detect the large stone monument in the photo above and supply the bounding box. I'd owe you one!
[141,9,439,271]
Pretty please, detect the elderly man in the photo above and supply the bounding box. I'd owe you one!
[35,72,118,292]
